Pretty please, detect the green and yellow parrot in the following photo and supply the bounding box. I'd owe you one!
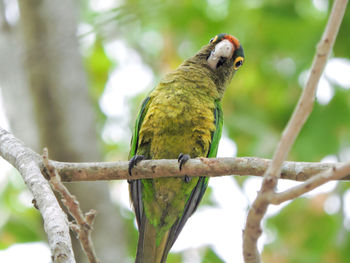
[128,33,244,263]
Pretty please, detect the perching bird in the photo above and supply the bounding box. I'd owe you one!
[128,33,244,263]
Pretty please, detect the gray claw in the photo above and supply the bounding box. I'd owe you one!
[178,153,190,171]
[128,155,145,182]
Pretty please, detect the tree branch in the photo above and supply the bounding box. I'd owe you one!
[43,149,100,263]
[242,1,348,262]
[0,128,75,263]
[270,161,350,204]
[47,157,350,182]
[1,111,350,262]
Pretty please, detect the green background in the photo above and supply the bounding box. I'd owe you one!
[1,0,350,262]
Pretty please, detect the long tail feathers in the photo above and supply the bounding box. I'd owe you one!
[136,217,170,263]
[134,177,208,263]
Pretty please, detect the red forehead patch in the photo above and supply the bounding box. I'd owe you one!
[224,35,240,49]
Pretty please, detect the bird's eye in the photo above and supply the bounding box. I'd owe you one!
[235,60,242,68]
[209,35,218,43]
[233,56,244,70]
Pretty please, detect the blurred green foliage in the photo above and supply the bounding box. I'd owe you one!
[1,0,350,262]
[202,247,225,263]
[84,0,350,161]
[0,172,44,249]
[81,0,350,261]
[264,195,350,263]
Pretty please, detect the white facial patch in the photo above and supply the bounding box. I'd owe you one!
[207,39,235,70]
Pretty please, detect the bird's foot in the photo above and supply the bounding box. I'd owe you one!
[178,153,191,182]
[178,153,190,171]
[184,175,191,183]
[128,155,145,183]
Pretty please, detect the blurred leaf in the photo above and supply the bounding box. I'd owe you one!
[0,172,44,249]
[263,195,344,263]
[0,211,43,249]
[85,38,114,101]
[167,252,182,263]
[293,89,350,161]
[202,246,225,263]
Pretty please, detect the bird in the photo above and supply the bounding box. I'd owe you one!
[128,33,244,263]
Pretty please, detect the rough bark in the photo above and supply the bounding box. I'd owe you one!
[46,157,350,182]
[0,128,75,263]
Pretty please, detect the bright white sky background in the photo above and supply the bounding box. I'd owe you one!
[1,0,350,262]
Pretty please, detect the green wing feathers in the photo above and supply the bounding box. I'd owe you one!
[129,97,223,263]
[129,96,151,159]
[157,100,224,260]
[129,96,151,227]
[208,100,223,158]
[128,32,243,263]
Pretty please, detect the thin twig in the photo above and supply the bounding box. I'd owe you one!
[270,162,350,204]
[46,157,350,182]
[242,1,348,262]
[43,149,100,263]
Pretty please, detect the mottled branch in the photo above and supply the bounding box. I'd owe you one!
[242,1,348,262]
[2,120,350,263]
[43,149,100,263]
[48,157,350,182]
[0,128,75,263]
[270,161,350,204]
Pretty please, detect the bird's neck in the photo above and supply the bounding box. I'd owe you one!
[179,59,231,99]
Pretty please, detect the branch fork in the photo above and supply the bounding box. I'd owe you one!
[43,148,100,263]
[242,0,349,262]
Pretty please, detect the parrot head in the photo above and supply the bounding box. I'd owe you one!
[184,33,244,96]
[207,33,244,71]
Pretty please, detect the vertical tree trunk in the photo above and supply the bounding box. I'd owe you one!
[0,22,39,150]
[0,0,127,262]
